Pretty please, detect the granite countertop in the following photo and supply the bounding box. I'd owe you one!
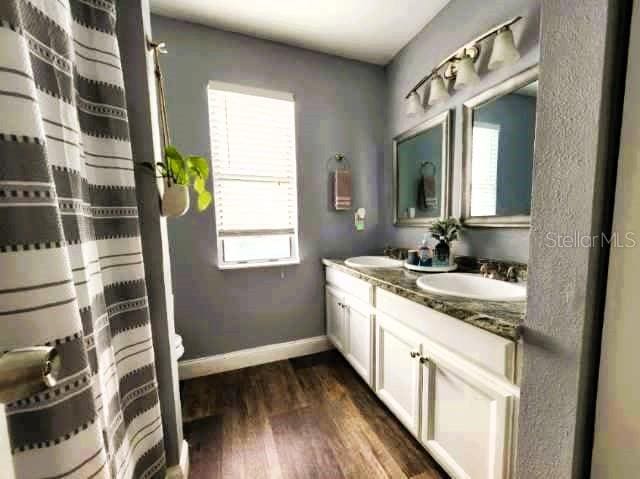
[323,259,525,341]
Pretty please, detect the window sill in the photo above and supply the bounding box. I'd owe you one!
[217,258,300,271]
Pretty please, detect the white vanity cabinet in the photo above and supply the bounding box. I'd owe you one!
[344,294,374,385]
[419,337,518,479]
[326,285,348,353]
[324,265,520,479]
[325,269,374,386]
[375,311,423,434]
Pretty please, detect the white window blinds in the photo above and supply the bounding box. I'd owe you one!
[470,122,500,217]
[208,82,299,269]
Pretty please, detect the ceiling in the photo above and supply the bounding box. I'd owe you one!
[149,0,450,65]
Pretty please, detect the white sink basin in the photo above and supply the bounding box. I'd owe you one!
[416,273,526,301]
[345,256,404,269]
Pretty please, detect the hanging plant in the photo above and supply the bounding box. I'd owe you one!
[143,41,213,217]
[142,145,213,215]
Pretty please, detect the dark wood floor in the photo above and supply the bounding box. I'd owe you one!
[180,350,449,479]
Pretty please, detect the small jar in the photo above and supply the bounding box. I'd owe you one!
[407,250,419,265]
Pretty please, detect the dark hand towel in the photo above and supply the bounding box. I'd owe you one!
[423,175,437,208]
[418,175,437,210]
[334,169,352,210]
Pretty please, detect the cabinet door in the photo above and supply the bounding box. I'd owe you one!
[326,286,346,353]
[344,296,373,386]
[375,312,423,435]
[420,345,517,479]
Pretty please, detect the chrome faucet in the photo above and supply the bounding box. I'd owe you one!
[480,263,503,280]
[480,263,520,282]
[505,266,519,282]
[0,347,60,479]
[383,246,408,260]
[0,347,61,404]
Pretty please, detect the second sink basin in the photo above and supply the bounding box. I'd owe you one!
[416,273,526,301]
[345,256,404,269]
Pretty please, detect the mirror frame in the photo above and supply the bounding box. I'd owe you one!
[393,110,451,227]
[461,65,539,228]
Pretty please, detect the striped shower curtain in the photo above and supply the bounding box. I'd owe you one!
[0,1,166,478]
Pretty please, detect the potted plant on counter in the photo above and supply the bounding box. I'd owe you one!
[429,218,462,266]
[143,145,213,217]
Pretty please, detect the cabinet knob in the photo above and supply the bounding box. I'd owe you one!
[420,356,430,365]
[410,351,420,358]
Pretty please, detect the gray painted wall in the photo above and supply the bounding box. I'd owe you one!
[151,15,387,359]
[384,0,541,262]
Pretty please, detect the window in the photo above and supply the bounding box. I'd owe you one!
[208,82,299,269]
[470,122,500,217]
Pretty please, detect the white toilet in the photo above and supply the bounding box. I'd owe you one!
[174,333,184,360]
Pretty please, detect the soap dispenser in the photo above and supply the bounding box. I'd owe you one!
[418,234,432,267]
[354,208,366,231]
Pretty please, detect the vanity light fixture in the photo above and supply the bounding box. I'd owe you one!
[488,26,521,70]
[406,90,423,116]
[454,53,480,90]
[427,74,450,105]
[404,16,522,116]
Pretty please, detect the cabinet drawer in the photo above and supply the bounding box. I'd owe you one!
[326,267,372,303]
[376,289,515,381]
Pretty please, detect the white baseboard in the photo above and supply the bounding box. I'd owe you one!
[166,439,189,479]
[178,335,333,380]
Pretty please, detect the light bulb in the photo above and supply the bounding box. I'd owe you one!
[427,74,450,106]
[489,27,520,70]
[454,56,479,90]
[406,91,423,116]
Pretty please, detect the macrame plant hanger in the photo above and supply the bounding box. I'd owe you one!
[147,39,173,184]
[144,39,212,217]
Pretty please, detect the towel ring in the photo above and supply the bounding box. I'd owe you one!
[420,161,436,176]
[326,153,350,171]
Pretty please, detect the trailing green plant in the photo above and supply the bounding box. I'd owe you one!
[430,217,462,244]
[142,145,213,212]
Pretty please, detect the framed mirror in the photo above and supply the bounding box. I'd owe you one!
[462,66,538,227]
[393,110,451,226]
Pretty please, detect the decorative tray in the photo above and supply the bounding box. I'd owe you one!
[404,262,458,273]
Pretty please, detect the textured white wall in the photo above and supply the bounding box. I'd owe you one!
[592,1,640,476]
[518,0,629,477]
